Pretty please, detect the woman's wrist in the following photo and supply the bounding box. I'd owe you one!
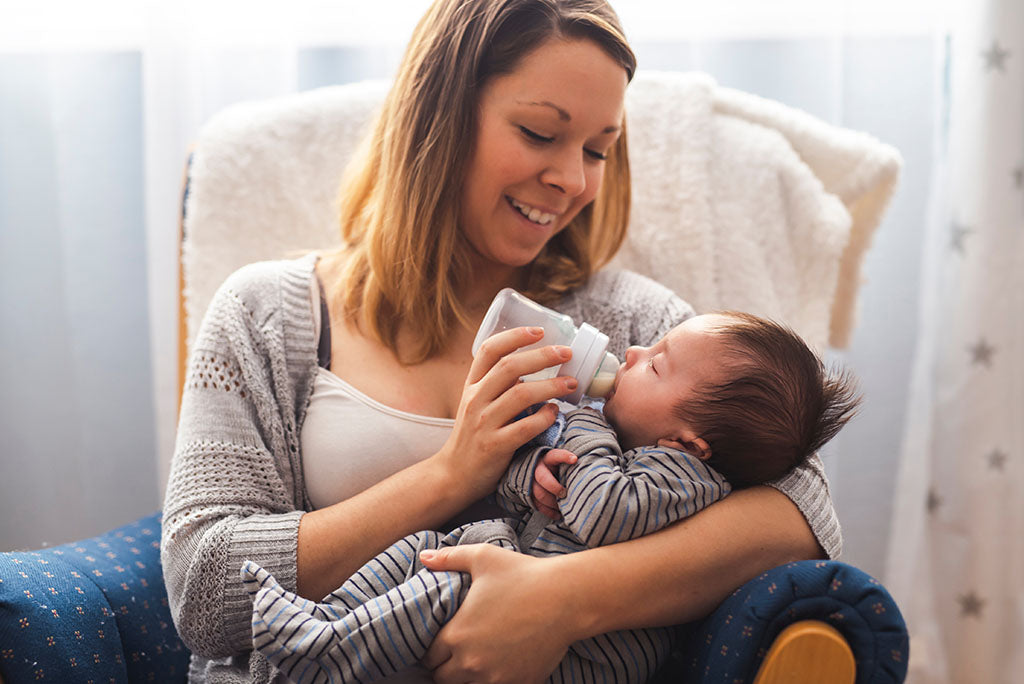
[533,552,608,644]
[416,448,480,515]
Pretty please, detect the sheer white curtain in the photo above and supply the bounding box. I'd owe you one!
[886,0,1023,681]
[1,0,951,584]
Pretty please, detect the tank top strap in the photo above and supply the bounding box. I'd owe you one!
[316,275,332,370]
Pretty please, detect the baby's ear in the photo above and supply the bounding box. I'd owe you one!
[657,436,712,461]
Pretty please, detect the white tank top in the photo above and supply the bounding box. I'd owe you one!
[298,278,458,684]
[300,275,457,509]
[301,367,455,510]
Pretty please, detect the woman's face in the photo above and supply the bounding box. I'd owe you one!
[459,37,628,271]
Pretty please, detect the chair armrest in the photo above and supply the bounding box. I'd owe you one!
[0,512,190,683]
[666,560,908,683]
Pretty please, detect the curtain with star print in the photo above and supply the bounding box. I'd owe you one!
[886,0,1023,681]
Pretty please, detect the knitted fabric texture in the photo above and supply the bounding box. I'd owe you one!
[161,256,841,683]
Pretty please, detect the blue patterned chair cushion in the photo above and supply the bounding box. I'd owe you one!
[0,512,189,683]
[674,560,908,683]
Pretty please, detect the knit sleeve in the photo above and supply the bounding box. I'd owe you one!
[495,444,546,517]
[767,454,842,558]
[161,264,308,658]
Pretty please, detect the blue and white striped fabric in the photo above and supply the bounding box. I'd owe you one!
[242,407,730,684]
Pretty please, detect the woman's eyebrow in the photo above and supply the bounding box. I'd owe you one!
[516,99,621,133]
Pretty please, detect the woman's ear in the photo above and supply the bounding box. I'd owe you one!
[656,436,712,461]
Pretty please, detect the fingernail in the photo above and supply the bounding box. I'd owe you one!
[558,346,572,360]
[528,326,544,336]
[419,550,435,561]
[565,378,578,390]
[558,489,567,499]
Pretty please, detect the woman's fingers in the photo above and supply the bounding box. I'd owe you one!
[420,637,452,671]
[467,326,546,385]
[477,347,574,405]
[498,402,560,447]
[420,546,569,683]
[470,328,574,391]
[490,375,577,429]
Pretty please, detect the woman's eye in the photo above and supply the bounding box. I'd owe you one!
[520,126,607,161]
[648,358,658,375]
[519,126,553,143]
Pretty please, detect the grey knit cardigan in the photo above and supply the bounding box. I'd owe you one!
[161,254,841,683]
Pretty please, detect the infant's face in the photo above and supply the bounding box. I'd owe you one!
[603,314,731,451]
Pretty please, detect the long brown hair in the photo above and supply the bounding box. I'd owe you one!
[333,0,636,363]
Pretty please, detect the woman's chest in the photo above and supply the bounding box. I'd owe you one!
[329,324,471,421]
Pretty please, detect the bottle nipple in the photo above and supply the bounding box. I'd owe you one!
[585,352,621,398]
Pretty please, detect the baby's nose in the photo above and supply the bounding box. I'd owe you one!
[623,346,643,366]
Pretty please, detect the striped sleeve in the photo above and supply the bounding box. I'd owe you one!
[494,444,548,517]
[557,411,731,549]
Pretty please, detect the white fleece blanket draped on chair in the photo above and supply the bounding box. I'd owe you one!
[183,71,901,353]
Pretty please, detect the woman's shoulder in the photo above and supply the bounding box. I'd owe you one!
[197,254,318,341]
[574,269,683,305]
[557,268,696,351]
[562,269,694,322]
[218,253,316,294]
[211,253,317,311]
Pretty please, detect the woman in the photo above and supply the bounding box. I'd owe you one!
[162,1,834,682]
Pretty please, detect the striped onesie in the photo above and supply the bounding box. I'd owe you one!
[241,406,731,684]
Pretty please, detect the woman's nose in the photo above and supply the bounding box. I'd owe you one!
[542,149,586,197]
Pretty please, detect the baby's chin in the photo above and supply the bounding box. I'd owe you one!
[602,407,636,449]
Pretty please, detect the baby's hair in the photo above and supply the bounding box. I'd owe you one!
[672,311,860,488]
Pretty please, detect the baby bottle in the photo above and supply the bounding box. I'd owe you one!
[471,288,620,405]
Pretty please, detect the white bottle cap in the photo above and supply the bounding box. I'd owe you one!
[559,323,610,404]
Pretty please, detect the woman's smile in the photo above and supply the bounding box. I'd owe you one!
[506,195,559,227]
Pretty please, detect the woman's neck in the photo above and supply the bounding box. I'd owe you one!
[460,262,529,316]
[317,248,529,361]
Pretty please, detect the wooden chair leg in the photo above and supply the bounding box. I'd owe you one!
[752,620,855,684]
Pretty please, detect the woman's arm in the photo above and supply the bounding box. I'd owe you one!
[163,264,574,657]
[421,485,821,683]
[296,327,579,600]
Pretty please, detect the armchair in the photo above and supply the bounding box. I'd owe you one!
[1,72,908,683]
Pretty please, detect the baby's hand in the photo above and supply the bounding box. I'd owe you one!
[531,448,577,519]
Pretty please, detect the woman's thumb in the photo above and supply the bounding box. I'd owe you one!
[419,545,476,573]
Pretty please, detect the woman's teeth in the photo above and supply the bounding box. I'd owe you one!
[509,197,556,226]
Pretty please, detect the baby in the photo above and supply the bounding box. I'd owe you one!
[241,311,859,684]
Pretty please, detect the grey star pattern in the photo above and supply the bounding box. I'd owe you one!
[958,591,985,618]
[981,40,1010,72]
[926,488,942,514]
[950,222,972,253]
[987,449,1007,470]
[969,338,996,367]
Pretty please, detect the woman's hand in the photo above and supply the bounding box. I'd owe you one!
[419,544,574,684]
[436,327,577,500]
[532,448,577,519]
